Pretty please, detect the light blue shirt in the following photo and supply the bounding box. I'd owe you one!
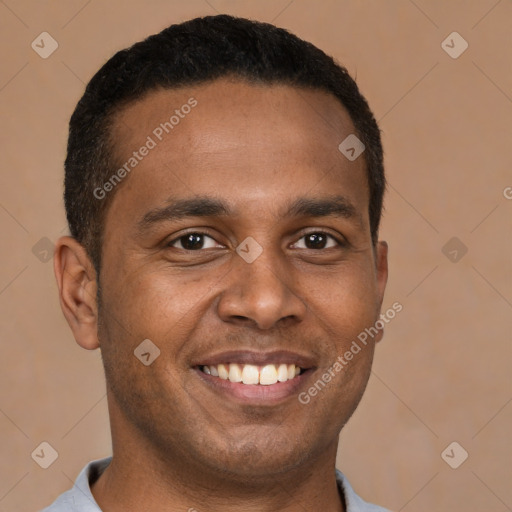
[41,457,392,511]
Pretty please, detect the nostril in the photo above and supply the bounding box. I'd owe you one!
[229,315,254,324]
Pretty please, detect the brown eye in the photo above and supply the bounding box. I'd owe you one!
[170,233,219,250]
[305,233,328,249]
[293,232,338,250]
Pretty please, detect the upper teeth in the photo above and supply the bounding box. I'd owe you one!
[201,363,301,385]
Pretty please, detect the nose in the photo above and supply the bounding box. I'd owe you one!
[216,252,306,330]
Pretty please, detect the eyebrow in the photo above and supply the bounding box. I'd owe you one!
[137,194,360,233]
[286,196,358,221]
[138,197,230,232]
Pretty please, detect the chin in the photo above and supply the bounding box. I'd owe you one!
[195,434,316,481]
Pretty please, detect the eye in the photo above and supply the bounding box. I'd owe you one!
[292,232,340,250]
[169,233,221,250]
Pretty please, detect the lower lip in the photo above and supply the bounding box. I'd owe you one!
[194,368,313,404]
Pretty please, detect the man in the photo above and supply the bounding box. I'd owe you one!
[45,14,391,512]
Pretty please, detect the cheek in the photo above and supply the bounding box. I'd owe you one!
[100,264,215,338]
[305,262,380,335]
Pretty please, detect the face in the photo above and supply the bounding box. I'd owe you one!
[94,79,388,479]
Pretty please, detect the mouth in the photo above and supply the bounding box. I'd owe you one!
[192,350,316,403]
[198,362,303,385]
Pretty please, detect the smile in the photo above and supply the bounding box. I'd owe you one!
[193,350,315,402]
[199,363,302,385]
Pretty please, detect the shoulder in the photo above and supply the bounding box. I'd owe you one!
[39,457,111,512]
[336,469,394,512]
[39,487,76,512]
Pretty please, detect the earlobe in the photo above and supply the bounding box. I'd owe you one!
[54,236,100,350]
[374,240,389,343]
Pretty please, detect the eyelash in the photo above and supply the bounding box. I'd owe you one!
[292,230,343,249]
[167,230,345,250]
[169,232,222,250]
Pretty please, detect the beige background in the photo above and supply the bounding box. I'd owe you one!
[1,1,511,511]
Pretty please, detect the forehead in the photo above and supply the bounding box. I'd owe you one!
[107,79,368,223]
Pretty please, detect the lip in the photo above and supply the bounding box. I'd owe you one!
[191,349,317,369]
[194,366,315,403]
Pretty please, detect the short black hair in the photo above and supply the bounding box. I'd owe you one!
[65,14,385,272]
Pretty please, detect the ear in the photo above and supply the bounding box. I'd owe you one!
[54,236,100,350]
[374,240,389,343]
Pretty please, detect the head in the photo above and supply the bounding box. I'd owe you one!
[64,14,385,273]
[55,14,388,482]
